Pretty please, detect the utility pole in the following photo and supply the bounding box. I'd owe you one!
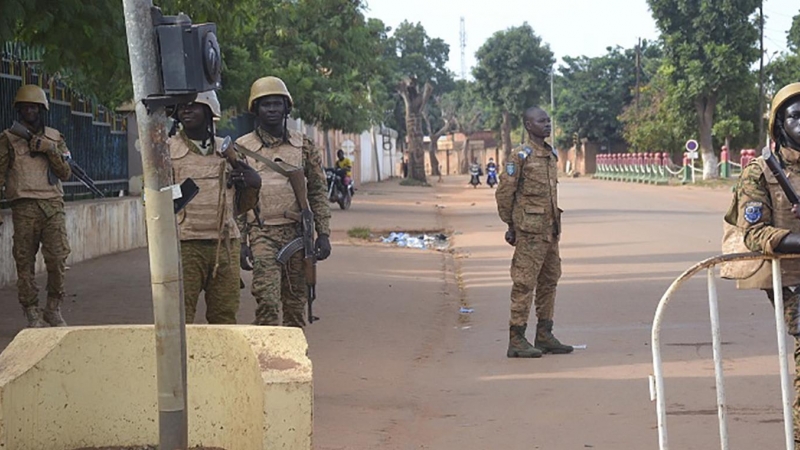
[635,37,641,116]
[460,17,467,80]
[758,0,765,146]
[550,66,556,147]
[122,0,188,449]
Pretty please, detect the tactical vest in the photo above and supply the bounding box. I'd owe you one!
[3,127,64,201]
[735,157,800,290]
[170,135,240,241]
[235,130,303,226]
[511,144,560,241]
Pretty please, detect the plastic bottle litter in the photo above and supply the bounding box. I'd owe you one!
[459,307,474,314]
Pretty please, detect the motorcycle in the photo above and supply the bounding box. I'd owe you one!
[469,165,481,188]
[325,167,353,210]
[486,165,498,188]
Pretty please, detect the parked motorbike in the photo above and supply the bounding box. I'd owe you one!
[486,165,498,188]
[325,167,352,210]
[469,165,481,188]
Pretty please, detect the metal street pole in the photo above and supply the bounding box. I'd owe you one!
[550,66,556,147]
[122,0,188,449]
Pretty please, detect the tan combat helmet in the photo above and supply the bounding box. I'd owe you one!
[769,82,800,143]
[248,76,293,113]
[194,90,221,119]
[13,84,49,110]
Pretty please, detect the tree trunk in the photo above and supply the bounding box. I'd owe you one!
[323,130,333,168]
[460,137,472,174]
[398,78,434,183]
[501,110,512,159]
[423,113,448,177]
[695,96,719,179]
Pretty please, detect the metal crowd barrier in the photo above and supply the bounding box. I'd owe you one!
[651,252,800,450]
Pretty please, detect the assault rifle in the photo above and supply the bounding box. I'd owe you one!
[763,147,800,206]
[9,121,105,197]
[276,169,319,324]
[218,136,263,226]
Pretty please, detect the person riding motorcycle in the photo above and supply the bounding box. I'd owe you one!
[486,158,498,187]
[334,149,353,195]
[469,159,482,187]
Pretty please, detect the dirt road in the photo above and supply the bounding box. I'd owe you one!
[0,176,790,449]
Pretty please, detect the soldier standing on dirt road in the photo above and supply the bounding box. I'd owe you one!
[724,82,800,444]
[168,90,261,324]
[495,106,573,358]
[235,76,331,328]
[0,85,73,328]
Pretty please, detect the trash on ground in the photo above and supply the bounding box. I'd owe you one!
[572,344,588,350]
[381,231,449,251]
[459,307,474,314]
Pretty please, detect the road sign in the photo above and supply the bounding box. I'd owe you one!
[688,151,699,160]
[685,139,699,152]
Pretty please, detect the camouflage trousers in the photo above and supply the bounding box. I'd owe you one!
[509,232,561,327]
[11,199,70,308]
[181,238,240,324]
[766,288,800,443]
[249,223,307,328]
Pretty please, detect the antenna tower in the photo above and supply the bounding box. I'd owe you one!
[460,17,466,79]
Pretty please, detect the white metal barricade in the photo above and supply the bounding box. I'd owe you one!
[651,252,800,450]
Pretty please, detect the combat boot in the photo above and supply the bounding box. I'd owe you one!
[534,319,573,354]
[507,324,543,358]
[43,297,68,327]
[23,306,46,328]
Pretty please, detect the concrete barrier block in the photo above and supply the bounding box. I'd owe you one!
[0,325,312,450]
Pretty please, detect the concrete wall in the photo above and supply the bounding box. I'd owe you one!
[0,325,312,450]
[0,198,146,288]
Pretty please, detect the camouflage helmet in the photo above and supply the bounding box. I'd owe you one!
[14,84,49,110]
[194,90,221,118]
[248,76,293,112]
[769,83,800,143]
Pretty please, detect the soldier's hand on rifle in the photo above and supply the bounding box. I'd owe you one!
[30,136,56,154]
[504,226,516,246]
[240,243,254,271]
[792,205,800,221]
[230,161,261,190]
[315,234,331,260]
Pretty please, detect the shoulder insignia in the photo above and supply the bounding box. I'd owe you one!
[505,162,516,176]
[743,201,764,224]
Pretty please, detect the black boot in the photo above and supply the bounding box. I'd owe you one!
[534,319,573,354]
[507,324,543,358]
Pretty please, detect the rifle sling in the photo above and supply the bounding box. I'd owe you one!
[233,143,297,178]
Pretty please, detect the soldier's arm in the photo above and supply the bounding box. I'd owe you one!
[47,138,72,181]
[0,133,9,190]
[495,152,521,226]
[303,139,331,236]
[234,152,260,214]
[739,162,790,254]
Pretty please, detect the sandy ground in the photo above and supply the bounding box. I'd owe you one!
[0,175,790,449]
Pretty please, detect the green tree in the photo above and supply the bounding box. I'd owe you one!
[440,80,487,173]
[789,10,800,52]
[473,23,554,157]
[647,0,760,179]
[554,42,660,150]
[619,68,695,155]
[386,21,453,182]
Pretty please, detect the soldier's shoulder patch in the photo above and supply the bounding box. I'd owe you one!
[744,201,764,224]
[505,162,516,176]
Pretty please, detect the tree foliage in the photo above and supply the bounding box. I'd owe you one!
[473,23,554,156]
[554,42,659,150]
[647,0,760,178]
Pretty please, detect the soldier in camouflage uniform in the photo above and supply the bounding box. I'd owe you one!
[236,77,331,328]
[726,82,800,444]
[495,106,573,358]
[0,85,72,328]
[169,91,260,324]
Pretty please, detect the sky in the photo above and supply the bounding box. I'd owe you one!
[363,0,798,78]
